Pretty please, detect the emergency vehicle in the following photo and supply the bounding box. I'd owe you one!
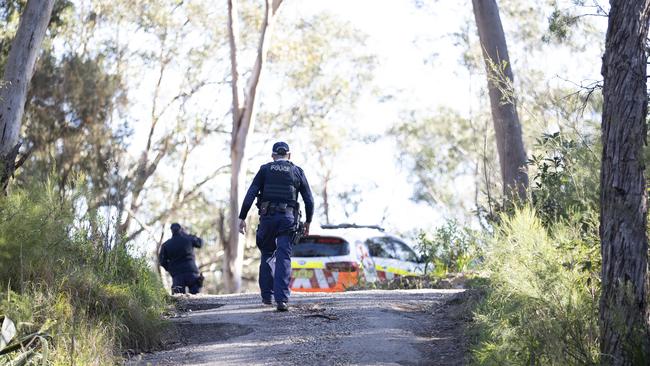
[290,224,425,292]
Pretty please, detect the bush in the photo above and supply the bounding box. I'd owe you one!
[417,219,484,277]
[0,180,169,365]
[527,132,600,227]
[471,208,600,365]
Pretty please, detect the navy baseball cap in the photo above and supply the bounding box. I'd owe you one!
[272,141,290,155]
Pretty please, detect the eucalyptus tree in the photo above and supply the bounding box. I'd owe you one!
[471,0,528,201]
[84,0,234,250]
[599,1,650,363]
[260,12,376,225]
[176,7,371,291]
[390,108,495,219]
[224,0,283,293]
[0,0,55,191]
[0,1,135,254]
[400,0,605,219]
[0,1,121,200]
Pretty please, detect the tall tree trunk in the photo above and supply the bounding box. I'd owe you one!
[320,161,332,225]
[0,0,55,191]
[224,0,282,293]
[599,1,650,364]
[322,183,330,225]
[471,0,528,200]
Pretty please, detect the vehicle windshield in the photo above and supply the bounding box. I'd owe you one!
[293,236,350,257]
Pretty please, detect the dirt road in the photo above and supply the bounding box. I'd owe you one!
[128,289,468,366]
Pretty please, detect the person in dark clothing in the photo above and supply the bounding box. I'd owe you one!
[159,223,204,294]
[238,141,314,311]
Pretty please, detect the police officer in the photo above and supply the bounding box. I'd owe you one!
[238,141,314,311]
[159,223,204,294]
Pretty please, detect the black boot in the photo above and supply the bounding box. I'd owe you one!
[276,302,288,312]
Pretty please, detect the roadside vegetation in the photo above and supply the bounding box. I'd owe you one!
[389,2,622,361]
[468,130,602,364]
[471,207,600,365]
[0,180,169,365]
[380,128,604,364]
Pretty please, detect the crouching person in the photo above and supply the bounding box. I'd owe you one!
[159,223,204,294]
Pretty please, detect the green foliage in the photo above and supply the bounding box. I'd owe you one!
[264,11,377,139]
[390,108,495,213]
[0,0,72,69]
[545,8,580,43]
[0,1,128,207]
[527,131,600,227]
[269,12,376,117]
[0,180,169,364]
[480,128,600,228]
[417,220,483,276]
[471,208,600,366]
[543,2,607,44]
[468,62,604,366]
[18,51,128,200]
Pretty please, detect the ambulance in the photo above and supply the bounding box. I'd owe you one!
[290,224,425,292]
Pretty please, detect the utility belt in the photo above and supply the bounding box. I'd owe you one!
[258,201,305,245]
[258,201,298,216]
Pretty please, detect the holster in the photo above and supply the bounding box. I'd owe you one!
[290,221,305,245]
[290,205,304,245]
[197,272,205,287]
[259,201,270,216]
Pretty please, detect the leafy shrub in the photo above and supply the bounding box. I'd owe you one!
[0,180,169,364]
[527,132,600,227]
[417,219,484,276]
[471,208,600,366]
[478,130,600,229]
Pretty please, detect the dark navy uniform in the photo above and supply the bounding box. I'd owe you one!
[239,145,314,307]
[159,223,204,294]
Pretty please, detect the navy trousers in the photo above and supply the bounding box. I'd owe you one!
[171,272,201,294]
[256,211,295,303]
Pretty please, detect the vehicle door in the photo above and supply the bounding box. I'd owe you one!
[352,238,378,283]
[387,237,424,275]
[365,236,400,280]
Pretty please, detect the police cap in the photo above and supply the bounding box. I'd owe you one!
[272,141,290,156]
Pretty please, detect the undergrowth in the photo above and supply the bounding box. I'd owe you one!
[470,207,600,365]
[417,219,484,276]
[0,180,169,365]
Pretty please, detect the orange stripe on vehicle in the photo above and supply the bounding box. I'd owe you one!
[291,270,360,292]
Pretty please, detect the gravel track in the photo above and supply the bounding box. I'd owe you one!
[127,289,468,366]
